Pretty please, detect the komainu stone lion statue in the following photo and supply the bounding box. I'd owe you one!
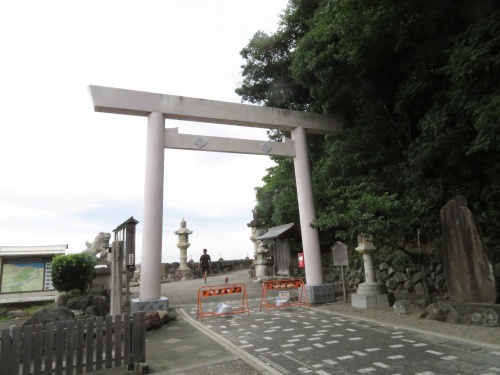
[84,232,111,259]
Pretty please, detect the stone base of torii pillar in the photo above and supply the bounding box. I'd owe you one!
[351,235,394,309]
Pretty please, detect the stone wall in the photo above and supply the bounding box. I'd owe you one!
[160,259,254,281]
[292,253,449,299]
[159,254,447,299]
[132,248,500,304]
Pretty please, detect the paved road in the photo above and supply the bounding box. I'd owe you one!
[130,270,500,375]
[184,304,500,375]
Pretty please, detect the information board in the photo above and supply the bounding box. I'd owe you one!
[1,259,54,293]
[331,241,349,266]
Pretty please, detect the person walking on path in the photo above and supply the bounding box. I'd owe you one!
[198,249,211,283]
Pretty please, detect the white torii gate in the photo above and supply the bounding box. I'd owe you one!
[88,85,343,310]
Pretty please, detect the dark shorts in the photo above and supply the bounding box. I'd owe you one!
[202,266,210,273]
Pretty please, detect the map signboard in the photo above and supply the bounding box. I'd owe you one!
[1,259,54,293]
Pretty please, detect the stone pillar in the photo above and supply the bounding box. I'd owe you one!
[133,112,169,312]
[175,218,194,280]
[291,127,335,303]
[110,241,123,315]
[351,235,394,309]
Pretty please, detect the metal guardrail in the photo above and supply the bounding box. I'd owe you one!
[259,278,310,313]
[196,283,250,321]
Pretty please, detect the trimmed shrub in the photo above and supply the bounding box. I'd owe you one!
[51,253,96,294]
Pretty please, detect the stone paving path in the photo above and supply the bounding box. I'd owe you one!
[183,302,500,375]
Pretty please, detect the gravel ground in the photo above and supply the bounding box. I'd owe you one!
[314,297,500,347]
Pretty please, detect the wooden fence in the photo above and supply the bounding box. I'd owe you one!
[0,312,146,375]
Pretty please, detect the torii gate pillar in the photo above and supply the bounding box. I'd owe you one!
[140,113,165,300]
[291,127,336,303]
[132,112,169,312]
[291,127,322,282]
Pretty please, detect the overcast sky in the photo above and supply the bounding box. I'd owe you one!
[0,1,289,264]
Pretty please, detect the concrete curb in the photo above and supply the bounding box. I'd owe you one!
[178,308,283,375]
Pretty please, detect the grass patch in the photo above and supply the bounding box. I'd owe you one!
[23,302,55,316]
[0,302,55,322]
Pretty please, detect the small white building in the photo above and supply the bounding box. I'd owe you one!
[0,244,67,303]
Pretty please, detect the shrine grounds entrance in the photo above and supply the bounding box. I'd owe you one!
[88,85,343,309]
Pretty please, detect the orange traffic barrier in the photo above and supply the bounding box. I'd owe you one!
[259,278,309,313]
[196,283,250,321]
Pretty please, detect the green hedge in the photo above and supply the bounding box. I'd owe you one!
[51,253,96,294]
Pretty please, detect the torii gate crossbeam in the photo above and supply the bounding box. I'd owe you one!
[88,85,343,310]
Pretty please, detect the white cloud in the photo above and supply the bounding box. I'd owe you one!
[0,0,287,263]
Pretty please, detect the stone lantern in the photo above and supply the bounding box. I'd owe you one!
[247,210,265,255]
[351,234,394,308]
[174,218,194,280]
[254,235,271,278]
[247,210,265,278]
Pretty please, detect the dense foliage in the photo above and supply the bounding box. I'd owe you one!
[51,253,96,294]
[238,0,500,256]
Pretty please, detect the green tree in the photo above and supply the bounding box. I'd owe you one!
[255,157,298,227]
[51,253,96,295]
[236,0,321,110]
[239,0,499,246]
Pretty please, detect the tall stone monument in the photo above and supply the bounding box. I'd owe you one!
[175,218,194,280]
[441,195,498,304]
[351,234,395,309]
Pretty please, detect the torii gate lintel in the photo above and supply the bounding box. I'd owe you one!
[164,127,296,157]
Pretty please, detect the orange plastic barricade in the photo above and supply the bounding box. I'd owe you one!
[259,278,310,313]
[196,283,250,321]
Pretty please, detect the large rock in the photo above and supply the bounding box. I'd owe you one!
[386,278,400,291]
[23,306,75,327]
[426,301,451,322]
[64,294,109,316]
[403,280,415,293]
[144,311,162,331]
[91,295,109,317]
[57,290,82,307]
[394,272,409,283]
[447,307,499,327]
[411,271,423,284]
[157,310,177,325]
[379,263,389,271]
[414,282,425,295]
[66,296,92,311]
[441,196,498,303]
[393,300,412,315]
